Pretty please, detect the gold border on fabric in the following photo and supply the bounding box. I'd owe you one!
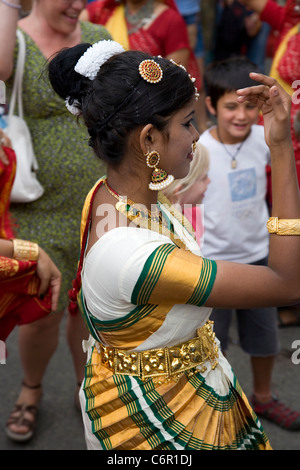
[0,256,19,278]
[83,348,272,450]
[98,304,173,349]
[147,248,203,305]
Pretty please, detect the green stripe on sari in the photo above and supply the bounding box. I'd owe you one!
[188,258,217,306]
[131,243,176,305]
[80,287,159,334]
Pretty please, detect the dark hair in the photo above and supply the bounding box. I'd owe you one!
[204,57,260,109]
[48,43,196,164]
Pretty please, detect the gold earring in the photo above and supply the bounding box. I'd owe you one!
[192,141,197,153]
[145,150,174,191]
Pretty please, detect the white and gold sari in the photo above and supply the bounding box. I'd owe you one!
[76,178,271,450]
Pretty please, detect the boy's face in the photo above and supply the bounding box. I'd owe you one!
[213,91,259,144]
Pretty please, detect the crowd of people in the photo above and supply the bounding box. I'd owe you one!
[0,0,300,450]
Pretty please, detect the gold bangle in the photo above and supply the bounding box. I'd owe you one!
[266,217,300,235]
[12,239,39,261]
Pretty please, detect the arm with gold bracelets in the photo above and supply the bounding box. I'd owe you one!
[0,238,61,311]
[205,74,300,310]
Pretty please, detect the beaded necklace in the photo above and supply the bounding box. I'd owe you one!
[125,0,155,34]
[103,178,191,250]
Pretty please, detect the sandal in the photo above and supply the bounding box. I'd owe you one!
[5,381,41,442]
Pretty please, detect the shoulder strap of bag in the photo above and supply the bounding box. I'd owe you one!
[9,29,26,119]
[8,30,40,172]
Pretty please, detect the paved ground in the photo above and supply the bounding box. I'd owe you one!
[0,314,299,451]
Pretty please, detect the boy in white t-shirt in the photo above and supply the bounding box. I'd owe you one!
[199,57,300,430]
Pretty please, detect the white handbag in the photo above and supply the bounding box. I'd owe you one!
[5,29,44,203]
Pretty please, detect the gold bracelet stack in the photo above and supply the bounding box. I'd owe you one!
[12,239,39,261]
[267,217,300,235]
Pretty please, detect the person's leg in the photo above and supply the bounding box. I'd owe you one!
[278,305,300,327]
[67,312,87,384]
[246,22,271,73]
[250,353,300,430]
[237,302,280,401]
[237,256,300,429]
[250,355,275,402]
[20,312,63,386]
[182,13,198,52]
[237,257,280,396]
[6,311,63,440]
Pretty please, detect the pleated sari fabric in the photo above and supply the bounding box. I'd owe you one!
[77,179,272,450]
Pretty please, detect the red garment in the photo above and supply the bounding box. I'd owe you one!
[261,0,300,45]
[128,9,189,58]
[0,147,52,341]
[277,30,300,185]
[0,256,52,341]
[259,5,300,199]
[86,0,201,89]
[0,147,16,240]
[87,0,181,24]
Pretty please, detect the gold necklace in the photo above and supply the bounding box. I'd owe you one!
[125,0,155,34]
[103,179,189,249]
[103,178,163,222]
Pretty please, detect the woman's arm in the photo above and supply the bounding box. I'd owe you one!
[206,74,300,309]
[0,238,62,311]
[0,0,24,80]
[239,0,285,31]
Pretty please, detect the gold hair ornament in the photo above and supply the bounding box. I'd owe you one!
[266,217,300,235]
[145,150,174,190]
[139,59,163,83]
[169,59,200,100]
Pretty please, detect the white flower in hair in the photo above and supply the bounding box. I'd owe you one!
[65,97,81,116]
[75,40,125,80]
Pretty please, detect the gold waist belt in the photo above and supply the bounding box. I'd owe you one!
[98,320,219,383]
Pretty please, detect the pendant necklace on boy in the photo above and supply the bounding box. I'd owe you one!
[216,127,245,169]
